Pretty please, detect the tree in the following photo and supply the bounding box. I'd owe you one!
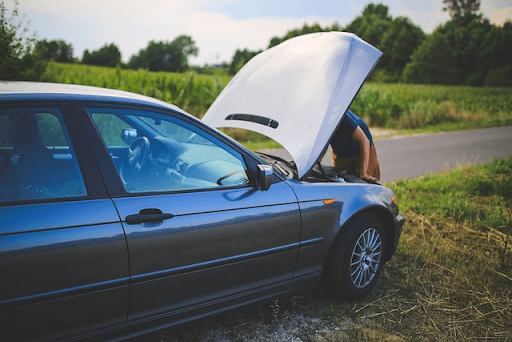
[484,21,512,87]
[0,0,46,80]
[402,31,458,85]
[437,15,495,85]
[82,43,121,67]
[344,3,424,82]
[361,3,392,19]
[268,23,324,49]
[443,0,481,19]
[376,17,425,80]
[345,4,392,48]
[36,39,74,63]
[228,48,261,74]
[128,35,198,72]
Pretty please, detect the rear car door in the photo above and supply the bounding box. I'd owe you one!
[0,104,129,341]
[79,105,301,321]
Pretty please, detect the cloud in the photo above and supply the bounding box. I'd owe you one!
[488,7,512,26]
[186,15,338,64]
[8,0,512,66]
[391,2,450,33]
[15,0,339,64]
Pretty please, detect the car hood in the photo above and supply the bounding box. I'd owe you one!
[202,32,382,179]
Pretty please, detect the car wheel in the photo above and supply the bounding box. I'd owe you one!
[324,212,386,300]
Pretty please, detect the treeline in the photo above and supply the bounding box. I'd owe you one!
[241,1,511,87]
[1,0,511,87]
[27,36,199,73]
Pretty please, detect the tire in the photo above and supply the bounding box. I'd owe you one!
[324,212,386,300]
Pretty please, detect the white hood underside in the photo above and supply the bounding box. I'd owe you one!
[202,32,382,178]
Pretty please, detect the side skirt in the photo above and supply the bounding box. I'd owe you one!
[74,273,321,341]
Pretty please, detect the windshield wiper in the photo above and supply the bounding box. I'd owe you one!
[255,151,294,167]
[255,152,292,177]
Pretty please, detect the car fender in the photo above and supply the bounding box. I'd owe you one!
[285,180,398,278]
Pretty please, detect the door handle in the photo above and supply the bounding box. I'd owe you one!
[125,208,174,224]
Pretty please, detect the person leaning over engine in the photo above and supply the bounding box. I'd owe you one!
[330,110,380,182]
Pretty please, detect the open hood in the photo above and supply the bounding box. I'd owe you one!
[202,32,382,179]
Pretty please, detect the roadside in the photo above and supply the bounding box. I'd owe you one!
[375,126,512,182]
[368,127,400,139]
[242,119,512,151]
[148,158,512,342]
[371,120,512,140]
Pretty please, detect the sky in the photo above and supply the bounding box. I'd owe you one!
[7,0,512,66]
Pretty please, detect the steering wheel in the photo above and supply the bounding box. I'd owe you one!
[120,137,151,184]
[217,170,247,186]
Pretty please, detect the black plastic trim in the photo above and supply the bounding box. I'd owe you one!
[225,114,279,129]
[130,237,325,284]
[0,277,130,310]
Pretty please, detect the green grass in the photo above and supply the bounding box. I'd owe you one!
[366,83,512,115]
[388,158,512,233]
[352,83,512,129]
[41,62,512,149]
[42,62,231,117]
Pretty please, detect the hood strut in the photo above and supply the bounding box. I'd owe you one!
[317,161,328,179]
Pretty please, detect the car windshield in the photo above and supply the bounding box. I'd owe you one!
[138,116,216,146]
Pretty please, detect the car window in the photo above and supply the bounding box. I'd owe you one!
[0,108,87,202]
[88,108,249,193]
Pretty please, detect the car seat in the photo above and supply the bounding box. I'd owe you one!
[7,114,61,199]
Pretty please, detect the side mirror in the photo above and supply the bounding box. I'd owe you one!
[256,164,273,191]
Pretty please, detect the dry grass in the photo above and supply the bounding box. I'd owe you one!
[149,208,512,341]
[349,208,512,341]
[147,161,512,342]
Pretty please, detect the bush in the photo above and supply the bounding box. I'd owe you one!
[397,100,460,129]
[485,65,512,87]
[351,89,403,127]
[465,177,497,197]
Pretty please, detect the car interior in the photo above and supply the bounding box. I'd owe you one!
[0,111,86,202]
[89,111,250,194]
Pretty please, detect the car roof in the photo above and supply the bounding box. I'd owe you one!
[0,81,185,113]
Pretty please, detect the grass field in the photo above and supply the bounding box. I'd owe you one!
[42,62,512,148]
[146,158,512,341]
[42,62,231,117]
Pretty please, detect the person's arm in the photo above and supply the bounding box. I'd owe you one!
[351,126,375,181]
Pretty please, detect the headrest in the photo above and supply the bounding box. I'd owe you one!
[8,114,39,148]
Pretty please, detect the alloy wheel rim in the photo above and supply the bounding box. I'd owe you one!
[350,228,382,288]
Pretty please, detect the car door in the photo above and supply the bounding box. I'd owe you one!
[79,105,301,321]
[0,104,129,341]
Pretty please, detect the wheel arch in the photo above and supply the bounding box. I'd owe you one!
[334,206,397,263]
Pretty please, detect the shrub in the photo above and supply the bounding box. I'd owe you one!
[351,89,403,127]
[484,65,512,87]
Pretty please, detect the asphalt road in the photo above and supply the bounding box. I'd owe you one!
[274,126,512,182]
[373,126,512,182]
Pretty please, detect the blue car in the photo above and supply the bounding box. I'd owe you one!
[0,32,403,341]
